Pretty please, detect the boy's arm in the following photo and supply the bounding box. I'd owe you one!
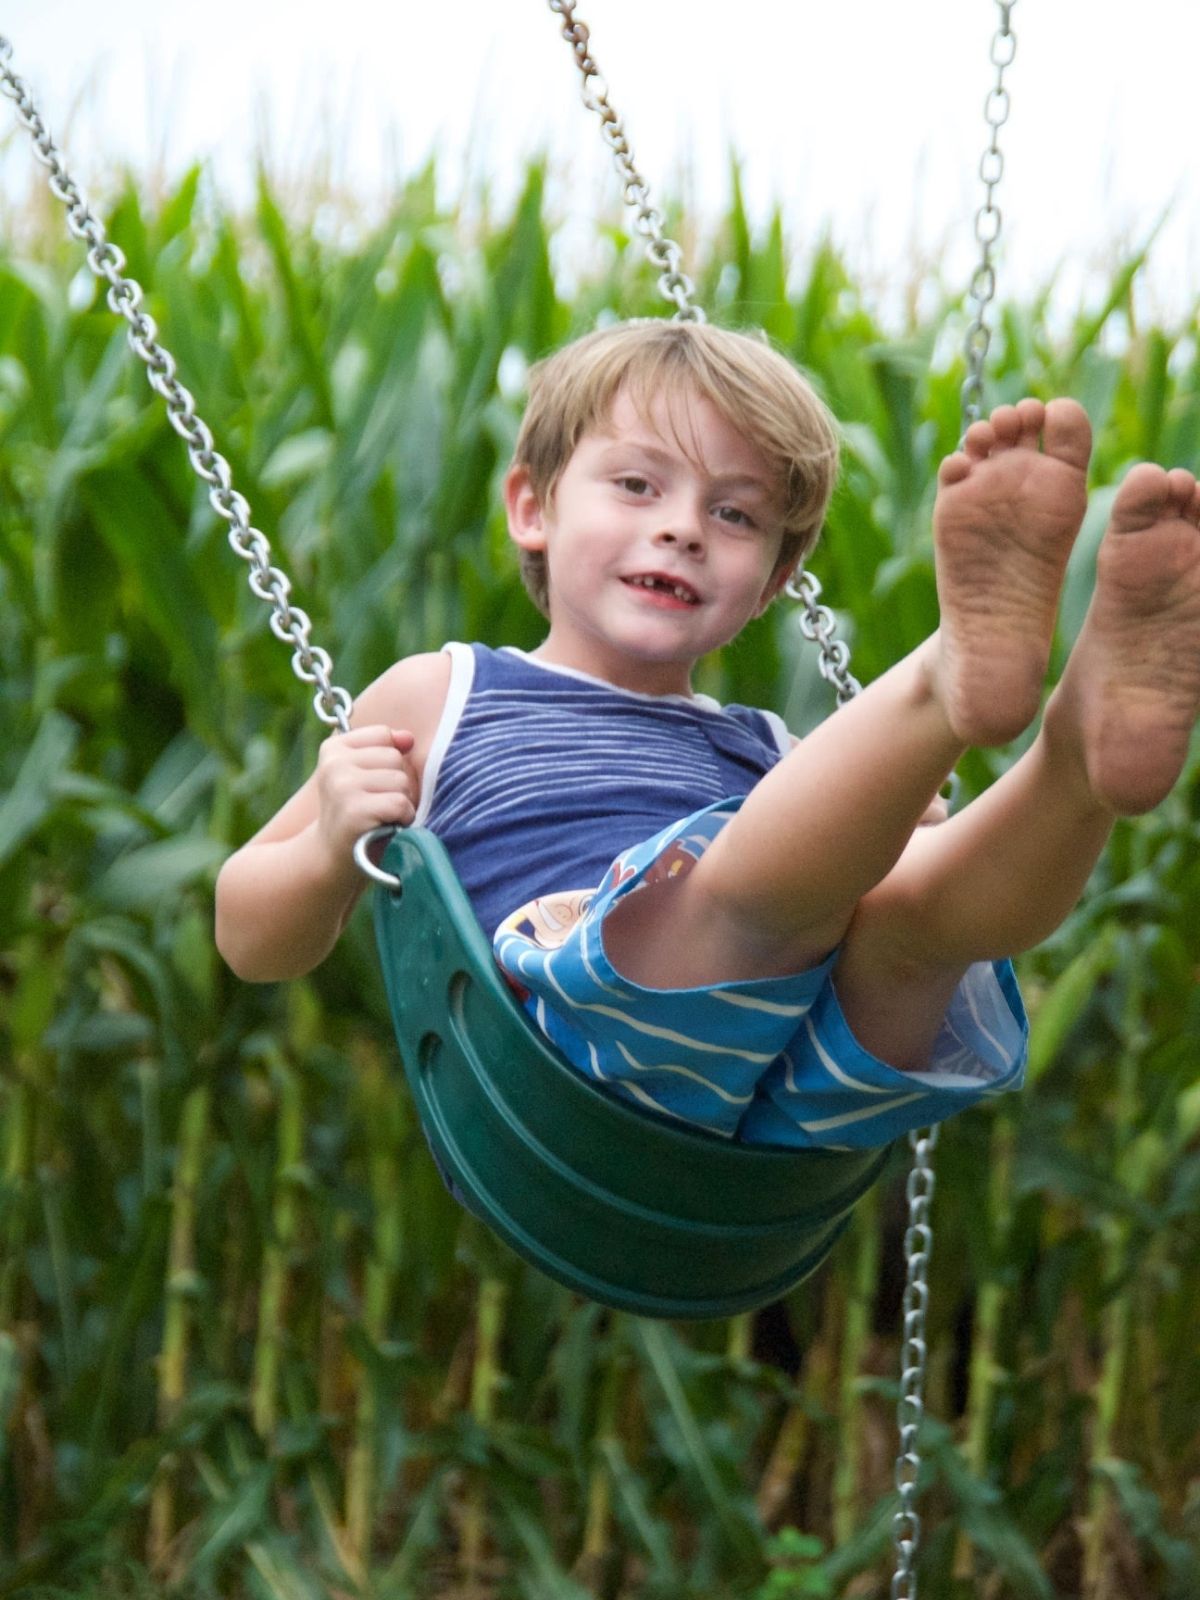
[214,651,451,982]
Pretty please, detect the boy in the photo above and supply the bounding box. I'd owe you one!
[215,320,1200,1149]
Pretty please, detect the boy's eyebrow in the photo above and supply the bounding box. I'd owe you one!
[594,438,774,496]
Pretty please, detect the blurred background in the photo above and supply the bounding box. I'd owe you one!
[4,0,1199,322]
[1,5,1198,1599]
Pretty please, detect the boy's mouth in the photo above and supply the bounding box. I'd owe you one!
[621,572,701,606]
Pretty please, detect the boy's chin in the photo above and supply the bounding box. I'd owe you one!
[618,637,739,674]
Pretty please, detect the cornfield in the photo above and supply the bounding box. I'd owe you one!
[1,136,1198,1600]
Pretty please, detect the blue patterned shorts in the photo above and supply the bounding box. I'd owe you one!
[493,798,1027,1150]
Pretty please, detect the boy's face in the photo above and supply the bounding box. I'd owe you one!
[506,387,790,694]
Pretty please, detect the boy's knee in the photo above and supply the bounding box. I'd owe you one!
[600,866,834,988]
[679,861,850,981]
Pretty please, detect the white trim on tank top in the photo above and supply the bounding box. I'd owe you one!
[501,648,791,756]
[414,640,792,825]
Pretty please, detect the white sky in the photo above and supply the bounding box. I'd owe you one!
[2,1,1197,324]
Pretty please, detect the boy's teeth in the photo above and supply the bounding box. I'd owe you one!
[630,575,694,601]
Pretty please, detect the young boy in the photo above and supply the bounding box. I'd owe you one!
[215,320,1200,1149]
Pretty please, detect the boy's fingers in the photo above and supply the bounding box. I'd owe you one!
[326,724,415,754]
[333,723,396,747]
[326,732,419,768]
[358,769,416,793]
[339,747,412,770]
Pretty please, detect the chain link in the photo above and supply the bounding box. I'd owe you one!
[547,0,864,706]
[890,1126,939,1598]
[0,35,353,737]
[890,8,1017,1582]
[960,0,1017,435]
[782,568,862,704]
[547,1,703,322]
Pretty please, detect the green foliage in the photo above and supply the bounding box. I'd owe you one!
[1,159,1198,1600]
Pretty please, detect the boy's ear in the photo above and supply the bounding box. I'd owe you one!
[504,464,547,551]
[754,562,797,616]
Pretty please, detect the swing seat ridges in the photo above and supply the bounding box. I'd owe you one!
[373,825,890,1320]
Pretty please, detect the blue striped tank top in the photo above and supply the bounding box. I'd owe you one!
[418,643,791,938]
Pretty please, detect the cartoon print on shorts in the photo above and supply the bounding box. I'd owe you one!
[494,888,597,951]
[499,814,728,954]
[600,855,639,896]
[641,830,714,888]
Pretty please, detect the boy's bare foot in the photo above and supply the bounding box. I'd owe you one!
[933,398,1091,744]
[1051,464,1200,814]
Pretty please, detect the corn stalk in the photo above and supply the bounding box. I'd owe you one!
[147,1081,210,1569]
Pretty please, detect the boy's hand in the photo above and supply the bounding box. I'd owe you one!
[314,726,418,867]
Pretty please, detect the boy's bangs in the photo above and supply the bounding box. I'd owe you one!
[585,341,788,501]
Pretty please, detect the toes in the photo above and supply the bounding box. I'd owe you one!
[1015,397,1046,448]
[963,420,996,461]
[1042,398,1093,472]
[1109,463,1172,534]
[989,405,1023,447]
[1166,467,1197,516]
[938,451,972,488]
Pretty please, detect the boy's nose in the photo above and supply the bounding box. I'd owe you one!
[656,528,703,553]
[654,510,705,556]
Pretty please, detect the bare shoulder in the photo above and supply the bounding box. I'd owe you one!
[237,651,452,852]
[351,650,452,780]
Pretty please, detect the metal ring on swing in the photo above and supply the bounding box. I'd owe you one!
[354,828,403,890]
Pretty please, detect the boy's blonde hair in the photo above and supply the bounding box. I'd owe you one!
[511,319,840,617]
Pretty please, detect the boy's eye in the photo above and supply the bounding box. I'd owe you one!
[715,504,757,529]
[617,476,652,495]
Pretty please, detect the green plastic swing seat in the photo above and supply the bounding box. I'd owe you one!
[372,827,891,1319]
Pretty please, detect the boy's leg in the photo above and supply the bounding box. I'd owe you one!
[604,398,1092,988]
[833,462,1200,1069]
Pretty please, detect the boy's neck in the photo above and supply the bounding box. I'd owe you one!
[528,632,698,698]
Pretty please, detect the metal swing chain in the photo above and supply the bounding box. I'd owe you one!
[890,1124,939,1598]
[548,0,703,322]
[791,2,1017,710]
[0,37,353,741]
[892,8,1014,1595]
[547,0,861,706]
[784,566,862,704]
[961,0,1017,435]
